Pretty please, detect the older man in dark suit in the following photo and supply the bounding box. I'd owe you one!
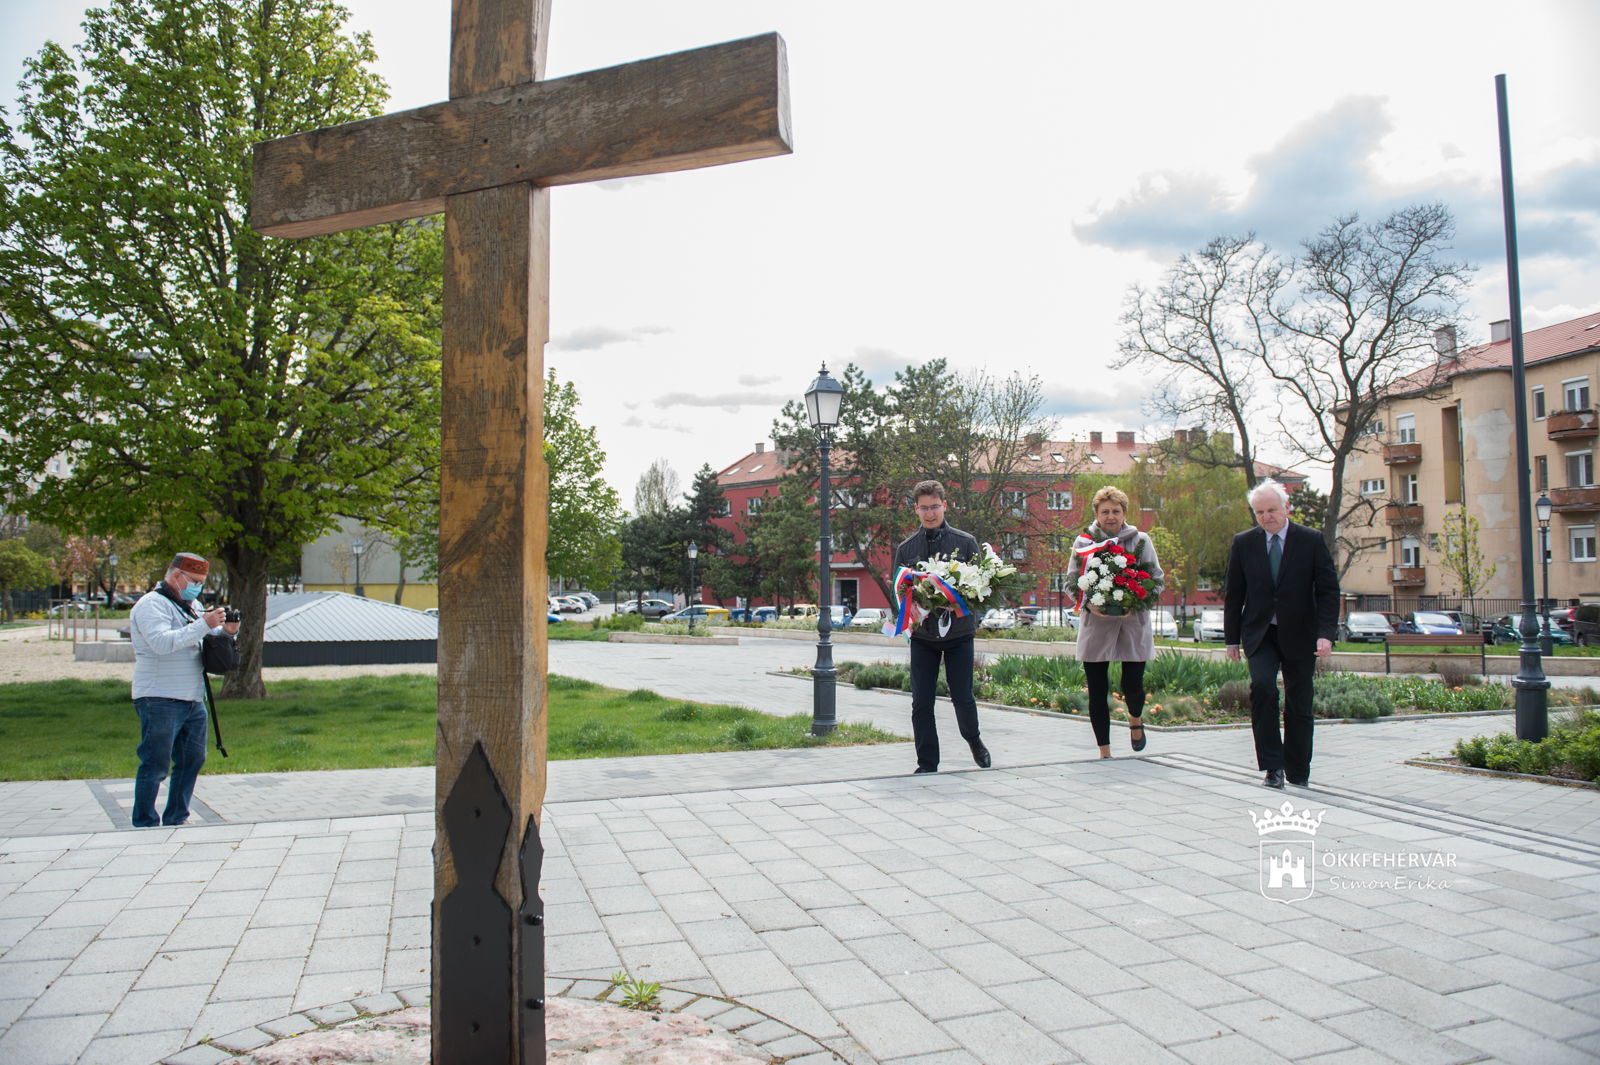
[1223,480,1340,789]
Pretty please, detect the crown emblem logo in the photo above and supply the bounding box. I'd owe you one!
[1251,800,1326,837]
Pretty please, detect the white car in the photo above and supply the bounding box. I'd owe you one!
[1192,608,1226,643]
[849,607,888,628]
[980,609,1017,630]
[1152,608,1179,639]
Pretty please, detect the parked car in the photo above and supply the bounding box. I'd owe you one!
[576,592,600,609]
[784,604,819,619]
[424,607,440,618]
[1440,611,1485,634]
[665,605,730,623]
[1400,611,1462,635]
[980,609,1018,630]
[1380,611,1406,632]
[1487,612,1573,646]
[1572,602,1600,646]
[750,606,778,622]
[1151,608,1179,639]
[554,596,585,613]
[825,605,851,627]
[1012,606,1039,627]
[1551,607,1577,635]
[849,607,889,628]
[547,612,563,623]
[638,599,676,618]
[1338,612,1397,643]
[1191,608,1227,643]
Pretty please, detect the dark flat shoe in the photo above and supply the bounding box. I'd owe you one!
[1128,717,1147,753]
[970,743,992,769]
[1264,770,1285,789]
[914,766,938,774]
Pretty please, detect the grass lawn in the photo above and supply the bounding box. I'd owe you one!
[0,674,903,780]
[547,625,613,641]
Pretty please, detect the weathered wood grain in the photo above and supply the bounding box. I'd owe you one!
[435,180,550,1064]
[252,32,790,238]
[450,0,549,99]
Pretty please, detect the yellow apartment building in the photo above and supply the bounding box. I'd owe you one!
[1340,311,1600,611]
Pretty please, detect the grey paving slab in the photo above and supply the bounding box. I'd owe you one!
[4,638,1600,1063]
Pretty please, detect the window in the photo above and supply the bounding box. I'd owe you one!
[1050,452,1064,463]
[1196,577,1214,591]
[1400,474,1419,503]
[1088,454,1103,464]
[1573,525,1597,562]
[1428,533,1440,551]
[1401,537,1421,567]
[748,463,764,472]
[1001,533,1026,560]
[745,494,766,515]
[1360,419,1385,437]
[726,467,742,474]
[715,500,731,517]
[1046,490,1073,511]
[1396,413,1416,444]
[1359,478,1386,495]
[1538,455,1549,491]
[1532,387,1546,420]
[1569,451,1595,488]
[1565,377,1591,412]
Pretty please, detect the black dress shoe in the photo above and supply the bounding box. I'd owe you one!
[1129,717,1147,753]
[914,766,938,774]
[970,743,992,769]
[1288,776,1309,787]
[1263,770,1286,789]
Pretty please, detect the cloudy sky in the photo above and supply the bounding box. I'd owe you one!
[5,1,1599,501]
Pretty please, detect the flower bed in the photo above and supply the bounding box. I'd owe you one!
[1451,707,1600,782]
[811,650,1587,725]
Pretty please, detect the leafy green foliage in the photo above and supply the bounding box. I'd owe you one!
[0,0,441,698]
[1453,712,1600,781]
[545,371,623,588]
[0,540,54,621]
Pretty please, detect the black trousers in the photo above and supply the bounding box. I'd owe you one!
[1083,661,1147,747]
[909,636,981,770]
[1247,625,1316,780]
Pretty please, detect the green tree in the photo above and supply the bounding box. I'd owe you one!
[545,371,623,589]
[0,539,55,622]
[746,479,817,613]
[1149,526,1192,617]
[1432,508,1494,610]
[0,0,443,697]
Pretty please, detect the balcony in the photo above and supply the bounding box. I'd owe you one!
[1547,409,1600,440]
[1382,442,1422,464]
[1385,503,1423,525]
[1550,485,1600,513]
[1388,567,1425,587]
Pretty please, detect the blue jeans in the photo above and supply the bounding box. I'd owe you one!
[133,697,208,827]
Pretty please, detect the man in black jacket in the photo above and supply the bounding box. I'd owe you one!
[893,480,992,774]
[1223,480,1339,789]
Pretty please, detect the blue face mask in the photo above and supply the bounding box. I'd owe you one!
[180,582,203,601]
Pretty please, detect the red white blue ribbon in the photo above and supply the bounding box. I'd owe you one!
[891,566,971,636]
[1072,539,1117,610]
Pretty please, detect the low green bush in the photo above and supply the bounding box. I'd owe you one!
[1214,680,1251,713]
[596,612,645,632]
[1453,708,1600,780]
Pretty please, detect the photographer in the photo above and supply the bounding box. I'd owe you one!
[127,553,239,828]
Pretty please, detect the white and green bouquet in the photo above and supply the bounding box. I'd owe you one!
[889,543,1034,635]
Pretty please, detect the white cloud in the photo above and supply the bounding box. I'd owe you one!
[593,175,668,193]
[652,391,789,414]
[737,374,781,386]
[550,325,672,352]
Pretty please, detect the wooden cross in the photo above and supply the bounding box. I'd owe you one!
[250,3,790,1061]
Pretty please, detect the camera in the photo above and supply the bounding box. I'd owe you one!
[223,607,241,624]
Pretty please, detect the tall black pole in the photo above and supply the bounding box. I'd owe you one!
[687,549,697,635]
[1540,524,1553,656]
[1496,73,1549,741]
[811,428,838,735]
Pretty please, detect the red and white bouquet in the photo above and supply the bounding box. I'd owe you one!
[1074,538,1158,616]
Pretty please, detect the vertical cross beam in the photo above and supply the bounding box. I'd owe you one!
[435,2,550,1063]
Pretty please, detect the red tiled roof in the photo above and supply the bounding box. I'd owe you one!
[1386,311,1600,397]
[717,450,793,487]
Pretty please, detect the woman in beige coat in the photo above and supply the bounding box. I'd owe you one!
[1064,486,1165,758]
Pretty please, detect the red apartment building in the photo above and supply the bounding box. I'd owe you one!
[707,434,1304,616]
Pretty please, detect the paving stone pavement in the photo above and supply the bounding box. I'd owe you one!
[2,636,1599,1063]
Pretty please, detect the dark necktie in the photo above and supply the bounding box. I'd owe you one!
[1269,534,1281,584]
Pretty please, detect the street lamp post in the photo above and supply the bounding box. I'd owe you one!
[107,553,118,608]
[805,364,845,736]
[686,541,698,635]
[352,541,366,598]
[1537,493,1553,656]
[1496,74,1549,741]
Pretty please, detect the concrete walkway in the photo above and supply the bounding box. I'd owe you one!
[1,636,1598,1064]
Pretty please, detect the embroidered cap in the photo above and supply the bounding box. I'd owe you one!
[171,553,209,577]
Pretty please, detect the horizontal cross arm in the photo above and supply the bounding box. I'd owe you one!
[251,33,790,238]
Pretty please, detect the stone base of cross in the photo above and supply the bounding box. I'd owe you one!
[250,3,791,1061]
